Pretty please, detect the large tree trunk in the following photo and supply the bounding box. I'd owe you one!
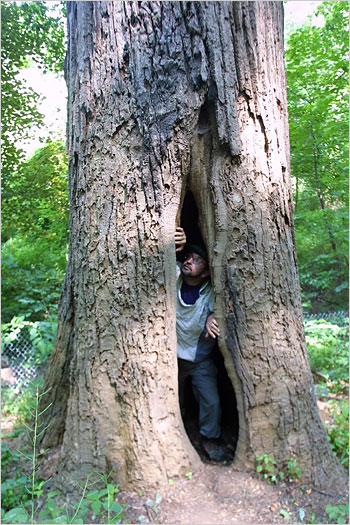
[40,1,346,492]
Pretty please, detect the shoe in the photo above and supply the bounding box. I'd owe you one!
[201,436,232,463]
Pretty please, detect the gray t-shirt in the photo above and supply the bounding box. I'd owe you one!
[176,263,216,362]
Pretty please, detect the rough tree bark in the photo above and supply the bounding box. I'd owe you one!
[40,1,346,492]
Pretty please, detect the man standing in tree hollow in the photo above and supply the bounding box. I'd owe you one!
[174,226,230,462]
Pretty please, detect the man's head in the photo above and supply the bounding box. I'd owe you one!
[181,244,210,283]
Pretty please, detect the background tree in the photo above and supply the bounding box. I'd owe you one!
[285,1,349,312]
[1,2,67,324]
[39,1,346,493]
[1,1,65,181]
[2,141,69,323]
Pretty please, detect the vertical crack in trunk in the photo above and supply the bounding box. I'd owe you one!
[177,100,247,467]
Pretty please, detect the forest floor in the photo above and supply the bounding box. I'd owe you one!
[119,460,348,525]
[2,399,348,525]
[117,399,348,525]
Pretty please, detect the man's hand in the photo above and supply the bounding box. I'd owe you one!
[175,226,186,252]
[205,313,220,339]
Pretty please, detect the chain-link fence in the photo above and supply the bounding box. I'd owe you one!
[2,332,37,391]
[303,311,349,321]
[2,311,348,392]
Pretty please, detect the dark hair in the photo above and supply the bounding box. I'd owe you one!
[185,243,208,263]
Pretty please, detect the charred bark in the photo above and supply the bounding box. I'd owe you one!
[39,1,346,492]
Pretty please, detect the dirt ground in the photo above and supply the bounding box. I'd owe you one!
[119,460,348,525]
[116,394,349,524]
[112,395,348,525]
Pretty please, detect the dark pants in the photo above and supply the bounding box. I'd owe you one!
[178,357,221,439]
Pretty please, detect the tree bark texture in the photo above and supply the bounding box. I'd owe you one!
[40,1,346,491]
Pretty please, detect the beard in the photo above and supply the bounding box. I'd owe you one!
[181,263,207,279]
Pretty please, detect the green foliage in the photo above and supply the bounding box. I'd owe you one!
[2,506,30,524]
[3,140,69,241]
[2,140,68,323]
[62,477,124,524]
[256,454,302,485]
[286,2,349,312]
[2,235,66,322]
[255,454,285,484]
[2,377,45,425]
[326,503,349,524]
[2,382,125,524]
[1,444,30,511]
[2,476,39,516]
[304,318,349,384]
[1,3,68,326]
[1,466,125,524]
[286,458,301,481]
[2,316,58,366]
[304,317,349,468]
[326,399,349,469]
[37,491,67,523]
[22,386,52,523]
[1,386,51,524]
[1,443,21,470]
[1,1,65,179]
[279,508,291,520]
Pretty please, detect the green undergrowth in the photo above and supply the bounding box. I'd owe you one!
[304,317,349,386]
[304,316,349,468]
[255,454,349,523]
[255,454,302,484]
[1,386,125,524]
[2,315,58,368]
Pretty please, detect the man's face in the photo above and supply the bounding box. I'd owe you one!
[181,251,209,279]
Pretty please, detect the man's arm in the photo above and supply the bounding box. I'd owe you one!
[175,226,186,252]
